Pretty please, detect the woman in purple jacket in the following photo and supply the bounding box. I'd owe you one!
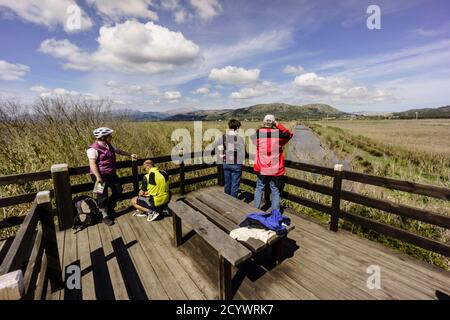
[87,127,138,226]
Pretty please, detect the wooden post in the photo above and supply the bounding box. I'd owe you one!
[37,191,63,292]
[0,270,24,300]
[218,255,232,300]
[51,164,74,231]
[330,164,344,232]
[131,157,139,195]
[179,160,186,195]
[172,214,182,247]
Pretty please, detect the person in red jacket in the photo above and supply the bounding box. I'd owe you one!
[253,115,293,210]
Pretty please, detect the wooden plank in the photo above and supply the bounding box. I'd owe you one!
[285,175,334,196]
[155,218,217,299]
[125,215,187,300]
[0,216,25,230]
[173,214,182,247]
[62,228,81,300]
[0,193,39,208]
[88,224,115,300]
[34,253,48,300]
[77,227,95,300]
[184,174,217,186]
[218,256,232,300]
[288,213,450,293]
[97,222,129,300]
[341,190,450,229]
[283,191,333,216]
[137,218,206,300]
[23,226,44,299]
[0,202,39,274]
[184,197,266,253]
[289,223,444,299]
[343,170,450,201]
[114,216,169,300]
[46,230,65,300]
[339,210,450,257]
[284,160,335,176]
[0,171,51,186]
[291,231,435,299]
[330,166,343,232]
[199,189,295,234]
[169,200,251,266]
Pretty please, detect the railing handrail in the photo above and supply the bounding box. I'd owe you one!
[0,191,62,300]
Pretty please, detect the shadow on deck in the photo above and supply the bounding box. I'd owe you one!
[47,188,450,300]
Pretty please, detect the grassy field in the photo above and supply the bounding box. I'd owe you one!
[301,119,450,269]
[0,99,448,269]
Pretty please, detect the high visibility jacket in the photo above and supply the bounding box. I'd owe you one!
[143,167,170,207]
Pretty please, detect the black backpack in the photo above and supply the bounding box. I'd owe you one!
[72,195,102,230]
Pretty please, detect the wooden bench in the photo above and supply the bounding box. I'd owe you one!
[0,191,62,300]
[168,186,295,300]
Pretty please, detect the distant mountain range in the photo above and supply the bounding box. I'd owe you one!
[393,105,450,119]
[121,103,346,121]
[117,104,450,121]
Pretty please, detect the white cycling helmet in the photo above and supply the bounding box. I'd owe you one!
[93,127,114,139]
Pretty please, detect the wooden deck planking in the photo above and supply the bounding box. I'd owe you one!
[50,186,450,300]
[97,221,129,300]
[132,216,206,300]
[114,216,169,300]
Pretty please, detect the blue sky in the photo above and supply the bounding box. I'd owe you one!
[0,0,449,112]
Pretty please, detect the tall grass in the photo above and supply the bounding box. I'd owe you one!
[301,120,450,269]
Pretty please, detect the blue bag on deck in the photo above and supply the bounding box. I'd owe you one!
[240,210,291,235]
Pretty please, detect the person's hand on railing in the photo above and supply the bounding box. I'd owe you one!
[131,154,138,160]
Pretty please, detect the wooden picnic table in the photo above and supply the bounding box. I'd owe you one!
[169,186,295,300]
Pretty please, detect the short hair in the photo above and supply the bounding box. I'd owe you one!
[228,119,241,130]
[143,160,153,168]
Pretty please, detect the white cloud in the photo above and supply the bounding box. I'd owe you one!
[104,80,160,96]
[283,65,305,75]
[209,66,260,85]
[0,0,93,32]
[160,0,191,23]
[316,39,450,82]
[164,91,182,100]
[30,85,100,100]
[86,0,158,21]
[0,60,30,80]
[293,72,392,103]
[39,20,200,74]
[208,91,221,98]
[189,0,222,21]
[194,87,210,94]
[230,81,277,99]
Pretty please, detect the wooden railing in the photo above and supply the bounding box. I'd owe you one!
[1,152,449,272]
[0,191,62,299]
[240,161,450,257]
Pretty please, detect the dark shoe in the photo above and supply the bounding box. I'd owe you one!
[103,216,115,226]
[162,206,170,217]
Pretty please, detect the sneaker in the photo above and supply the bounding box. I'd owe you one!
[103,216,114,226]
[147,211,160,222]
[133,210,148,217]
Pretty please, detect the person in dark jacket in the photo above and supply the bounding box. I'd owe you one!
[252,115,293,210]
[87,127,138,226]
[214,119,245,198]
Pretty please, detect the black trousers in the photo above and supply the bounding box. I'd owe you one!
[91,173,123,215]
